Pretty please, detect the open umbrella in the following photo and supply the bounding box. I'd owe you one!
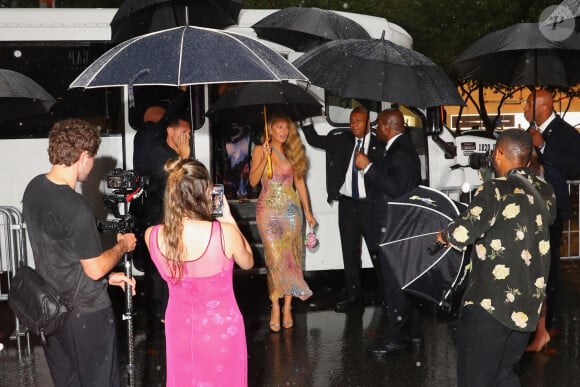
[293,37,463,108]
[453,22,580,89]
[70,26,307,89]
[206,82,322,126]
[252,7,370,52]
[111,0,243,44]
[378,185,468,306]
[0,68,56,110]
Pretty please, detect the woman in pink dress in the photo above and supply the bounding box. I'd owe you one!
[145,158,253,387]
[249,114,316,333]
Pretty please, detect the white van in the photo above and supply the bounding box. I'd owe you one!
[0,8,504,272]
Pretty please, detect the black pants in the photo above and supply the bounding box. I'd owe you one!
[456,305,529,387]
[338,197,382,300]
[44,306,120,387]
[379,249,421,341]
[546,215,563,329]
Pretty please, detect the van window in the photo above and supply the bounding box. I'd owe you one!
[326,91,380,126]
[0,42,123,139]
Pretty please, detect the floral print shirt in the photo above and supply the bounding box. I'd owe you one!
[446,167,556,331]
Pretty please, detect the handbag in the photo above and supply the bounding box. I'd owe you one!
[8,265,82,344]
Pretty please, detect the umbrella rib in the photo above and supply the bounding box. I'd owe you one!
[378,232,438,247]
[417,185,464,214]
[386,202,455,221]
[178,27,186,86]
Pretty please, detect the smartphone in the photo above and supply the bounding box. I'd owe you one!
[210,184,224,217]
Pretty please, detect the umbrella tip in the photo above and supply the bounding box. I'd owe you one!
[381,30,385,40]
[185,5,189,26]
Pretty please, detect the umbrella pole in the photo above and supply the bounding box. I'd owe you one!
[532,49,538,127]
[263,105,273,179]
[188,86,195,159]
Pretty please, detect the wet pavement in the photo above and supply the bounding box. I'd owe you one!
[1,261,580,387]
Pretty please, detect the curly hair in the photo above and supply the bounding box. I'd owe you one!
[162,158,213,282]
[48,119,101,166]
[264,114,309,178]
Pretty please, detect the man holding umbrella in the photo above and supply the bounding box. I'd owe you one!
[355,109,422,355]
[437,129,556,387]
[524,89,580,350]
[301,107,384,311]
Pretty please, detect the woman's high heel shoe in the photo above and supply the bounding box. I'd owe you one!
[282,306,293,329]
[270,304,281,333]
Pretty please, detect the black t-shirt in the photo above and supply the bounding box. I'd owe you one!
[22,174,110,314]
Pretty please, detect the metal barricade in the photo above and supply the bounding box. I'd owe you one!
[563,180,580,259]
[0,206,31,357]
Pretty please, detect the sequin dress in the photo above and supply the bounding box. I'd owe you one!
[148,222,247,387]
[256,150,313,301]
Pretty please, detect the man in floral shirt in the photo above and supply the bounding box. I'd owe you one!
[437,129,556,387]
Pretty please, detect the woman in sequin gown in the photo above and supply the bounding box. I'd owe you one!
[144,158,253,387]
[249,114,316,333]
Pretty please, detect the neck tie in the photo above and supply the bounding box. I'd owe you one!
[352,139,362,199]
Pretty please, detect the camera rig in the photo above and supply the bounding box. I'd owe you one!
[98,169,148,234]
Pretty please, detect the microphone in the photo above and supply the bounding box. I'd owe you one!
[427,242,446,255]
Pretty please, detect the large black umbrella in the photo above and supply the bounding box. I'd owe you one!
[379,185,468,306]
[252,7,370,52]
[293,38,463,108]
[206,82,322,126]
[111,0,243,44]
[453,22,580,88]
[70,26,307,89]
[0,68,55,109]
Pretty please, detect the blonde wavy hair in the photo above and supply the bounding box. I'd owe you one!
[263,114,308,178]
[161,158,213,282]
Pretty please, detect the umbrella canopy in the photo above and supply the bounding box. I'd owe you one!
[252,7,370,52]
[0,68,56,109]
[111,0,243,44]
[70,26,308,89]
[206,82,322,125]
[453,22,580,88]
[293,38,463,108]
[379,185,468,306]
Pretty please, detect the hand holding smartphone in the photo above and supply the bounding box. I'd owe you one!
[211,184,224,217]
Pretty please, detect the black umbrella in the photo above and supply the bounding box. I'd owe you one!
[206,82,322,125]
[70,26,307,89]
[293,38,463,108]
[252,7,370,52]
[379,186,468,306]
[453,22,580,89]
[0,68,55,109]
[111,0,243,44]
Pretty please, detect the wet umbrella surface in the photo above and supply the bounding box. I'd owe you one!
[379,186,468,306]
[293,38,463,108]
[252,7,370,52]
[206,82,322,126]
[111,0,243,43]
[453,22,580,88]
[70,26,307,89]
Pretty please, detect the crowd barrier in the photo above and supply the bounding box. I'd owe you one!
[0,206,31,357]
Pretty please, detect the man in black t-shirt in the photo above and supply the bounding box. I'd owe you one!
[22,119,137,387]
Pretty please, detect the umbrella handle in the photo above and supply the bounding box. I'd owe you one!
[263,105,273,179]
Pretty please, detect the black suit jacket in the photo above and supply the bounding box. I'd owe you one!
[302,124,384,203]
[364,133,422,249]
[540,115,580,219]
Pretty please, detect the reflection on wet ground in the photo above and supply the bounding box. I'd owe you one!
[1,261,580,387]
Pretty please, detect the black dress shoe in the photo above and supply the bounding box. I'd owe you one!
[334,298,363,313]
[367,339,409,357]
